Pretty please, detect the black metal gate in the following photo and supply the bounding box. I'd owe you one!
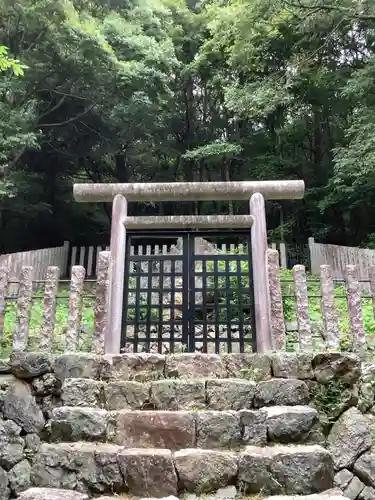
[121,230,256,354]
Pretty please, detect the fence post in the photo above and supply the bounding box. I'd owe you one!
[66,265,86,351]
[293,265,312,351]
[250,193,272,352]
[14,266,34,352]
[369,266,375,321]
[279,242,287,269]
[345,264,366,354]
[94,251,111,355]
[40,266,60,351]
[62,241,70,277]
[267,248,285,350]
[308,237,316,273]
[107,194,128,354]
[320,265,339,349]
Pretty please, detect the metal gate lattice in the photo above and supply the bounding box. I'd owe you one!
[122,231,255,354]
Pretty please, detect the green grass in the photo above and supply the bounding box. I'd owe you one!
[1,259,375,358]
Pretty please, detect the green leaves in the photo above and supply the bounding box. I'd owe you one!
[0,46,27,76]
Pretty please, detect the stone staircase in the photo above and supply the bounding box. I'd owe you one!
[23,352,341,499]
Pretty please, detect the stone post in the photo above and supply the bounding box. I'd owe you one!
[293,265,312,351]
[66,265,86,351]
[320,264,339,349]
[267,248,286,350]
[250,193,272,352]
[40,266,60,351]
[106,194,128,354]
[94,251,111,355]
[0,266,8,342]
[14,266,34,352]
[345,264,366,354]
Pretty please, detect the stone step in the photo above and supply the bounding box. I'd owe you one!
[48,406,323,448]
[265,490,349,500]
[30,442,333,497]
[60,376,310,411]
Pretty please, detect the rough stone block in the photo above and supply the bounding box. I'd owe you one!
[271,353,313,379]
[223,353,272,381]
[118,448,177,497]
[0,417,25,470]
[266,406,321,443]
[3,380,45,434]
[354,452,375,488]
[328,408,371,470]
[174,449,238,493]
[62,379,103,407]
[150,379,205,410]
[52,354,106,381]
[106,353,165,381]
[113,410,195,449]
[360,487,375,500]
[18,489,89,500]
[31,442,124,493]
[50,407,108,442]
[334,469,354,490]
[253,378,310,407]
[196,411,241,449]
[32,374,61,397]
[238,444,333,494]
[9,352,52,379]
[312,353,361,386]
[0,466,9,500]
[165,353,226,379]
[344,476,365,500]
[265,491,348,500]
[104,381,150,410]
[8,459,31,494]
[238,410,267,445]
[206,379,255,410]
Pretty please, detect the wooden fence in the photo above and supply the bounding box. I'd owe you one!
[0,249,375,356]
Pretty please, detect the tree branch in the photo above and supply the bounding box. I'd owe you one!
[284,1,375,21]
[38,104,96,127]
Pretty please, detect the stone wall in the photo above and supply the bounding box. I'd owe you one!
[0,351,374,499]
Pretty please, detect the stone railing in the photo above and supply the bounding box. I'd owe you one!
[267,249,375,355]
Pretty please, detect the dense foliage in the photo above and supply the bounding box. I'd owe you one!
[1,0,375,252]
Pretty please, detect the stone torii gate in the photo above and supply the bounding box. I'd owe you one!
[73,180,305,354]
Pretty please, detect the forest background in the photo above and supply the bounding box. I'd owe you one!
[1,0,375,253]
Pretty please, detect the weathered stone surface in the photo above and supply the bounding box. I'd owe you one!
[50,407,108,441]
[32,374,61,397]
[0,466,9,500]
[360,487,375,500]
[3,380,45,433]
[334,469,354,490]
[41,395,62,419]
[150,379,205,410]
[271,353,313,379]
[354,452,375,488]
[18,489,89,500]
[31,442,123,493]
[253,378,309,407]
[239,410,267,445]
[223,353,272,381]
[8,459,31,493]
[0,360,10,374]
[175,449,238,493]
[266,491,348,500]
[62,379,103,407]
[0,417,24,469]
[266,406,321,443]
[165,353,226,379]
[327,408,371,470]
[104,381,149,410]
[118,448,177,497]
[312,353,361,386]
[344,476,365,500]
[206,379,255,410]
[9,352,52,379]
[196,411,241,449]
[358,382,375,413]
[106,353,165,381]
[52,354,106,381]
[238,444,333,494]
[25,433,41,455]
[113,410,195,449]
